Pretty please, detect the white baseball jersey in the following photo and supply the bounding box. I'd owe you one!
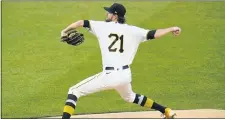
[88,20,149,68]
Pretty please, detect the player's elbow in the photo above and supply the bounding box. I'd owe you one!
[154,34,160,39]
[76,20,84,27]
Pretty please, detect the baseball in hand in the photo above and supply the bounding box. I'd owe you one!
[172,26,181,36]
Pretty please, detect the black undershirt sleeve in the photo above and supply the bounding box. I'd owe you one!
[83,20,90,28]
[146,30,156,40]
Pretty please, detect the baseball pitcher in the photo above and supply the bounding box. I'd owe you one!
[60,3,181,119]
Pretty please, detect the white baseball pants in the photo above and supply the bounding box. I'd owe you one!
[68,67,136,103]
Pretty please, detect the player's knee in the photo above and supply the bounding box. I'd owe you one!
[68,87,81,99]
[121,92,136,103]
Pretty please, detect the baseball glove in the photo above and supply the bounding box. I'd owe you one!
[61,30,84,46]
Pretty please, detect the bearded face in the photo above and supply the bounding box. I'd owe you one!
[105,12,114,22]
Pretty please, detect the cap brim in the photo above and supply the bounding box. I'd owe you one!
[104,7,112,13]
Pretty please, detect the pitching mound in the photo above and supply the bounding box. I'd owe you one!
[47,109,225,118]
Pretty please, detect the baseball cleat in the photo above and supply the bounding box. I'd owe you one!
[163,108,176,119]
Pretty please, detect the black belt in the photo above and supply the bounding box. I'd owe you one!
[105,65,129,70]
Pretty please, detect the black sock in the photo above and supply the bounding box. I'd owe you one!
[151,102,166,113]
[62,112,71,119]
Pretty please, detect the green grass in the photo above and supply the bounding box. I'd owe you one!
[2,1,225,118]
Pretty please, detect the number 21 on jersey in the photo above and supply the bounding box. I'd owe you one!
[108,33,124,53]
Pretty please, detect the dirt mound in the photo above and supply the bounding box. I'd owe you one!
[47,109,225,118]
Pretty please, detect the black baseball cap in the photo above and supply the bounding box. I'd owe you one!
[104,3,126,17]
